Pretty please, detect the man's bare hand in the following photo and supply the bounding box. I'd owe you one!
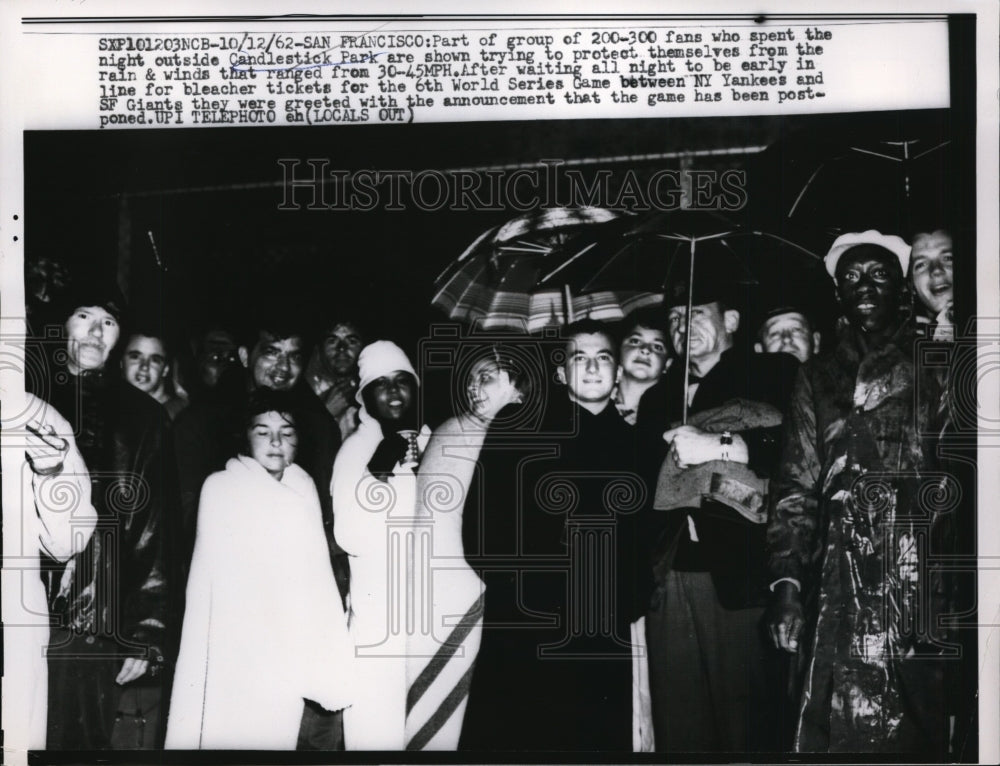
[322,378,356,418]
[116,657,149,685]
[662,425,748,467]
[766,581,805,653]
[26,419,69,476]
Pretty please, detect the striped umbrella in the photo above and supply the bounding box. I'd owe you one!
[432,207,661,333]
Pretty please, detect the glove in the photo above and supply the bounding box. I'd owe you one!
[367,433,408,481]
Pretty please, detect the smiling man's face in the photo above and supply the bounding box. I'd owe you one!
[557,331,618,408]
[242,332,305,391]
[835,246,905,335]
[910,230,953,316]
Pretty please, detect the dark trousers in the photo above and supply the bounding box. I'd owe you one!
[296,701,345,751]
[46,632,117,749]
[646,570,779,753]
[109,685,163,749]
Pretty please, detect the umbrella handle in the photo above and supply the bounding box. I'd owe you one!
[681,240,696,426]
[563,284,575,324]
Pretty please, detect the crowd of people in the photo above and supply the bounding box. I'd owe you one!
[19,221,970,756]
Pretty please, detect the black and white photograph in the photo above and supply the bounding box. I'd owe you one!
[1,5,997,765]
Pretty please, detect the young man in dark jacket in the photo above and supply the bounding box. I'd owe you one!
[461,320,649,751]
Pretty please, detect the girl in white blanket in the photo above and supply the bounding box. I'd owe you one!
[166,390,356,749]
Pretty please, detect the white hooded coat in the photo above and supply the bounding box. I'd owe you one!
[331,403,430,750]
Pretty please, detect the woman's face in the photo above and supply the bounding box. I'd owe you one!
[466,359,520,420]
[247,410,297,480]
[365,371,415,423]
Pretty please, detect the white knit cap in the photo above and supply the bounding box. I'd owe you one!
[824,230,911,281]
[356,341,417,404]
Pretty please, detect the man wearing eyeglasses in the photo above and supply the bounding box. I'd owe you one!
[192,324,240,394]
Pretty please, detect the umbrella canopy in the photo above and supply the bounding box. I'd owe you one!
[782,137,952,252]
[548,209,823,302]
[432,207,662,333]
[545,209,828,423]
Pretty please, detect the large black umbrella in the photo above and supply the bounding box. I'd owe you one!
[549,209,827,422]
[782,137,951,253]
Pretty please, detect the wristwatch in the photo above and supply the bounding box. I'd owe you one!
[720,431,733,461]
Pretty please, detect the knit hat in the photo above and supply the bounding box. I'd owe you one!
[356,341,418,404]
[57,275,128,324]
[824,230,910,281]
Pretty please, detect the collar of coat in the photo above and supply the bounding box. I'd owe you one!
[833,320,919,412]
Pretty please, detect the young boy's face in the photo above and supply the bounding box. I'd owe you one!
[910,230,953,316]
[619,325,668,383]
[557,332,617,406]
[122,335,169,396]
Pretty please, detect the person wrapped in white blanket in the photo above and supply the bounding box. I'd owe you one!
[166,389,356,750]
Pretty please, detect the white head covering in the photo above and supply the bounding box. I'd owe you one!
[824,230,911,281]
[355,341,418,404]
